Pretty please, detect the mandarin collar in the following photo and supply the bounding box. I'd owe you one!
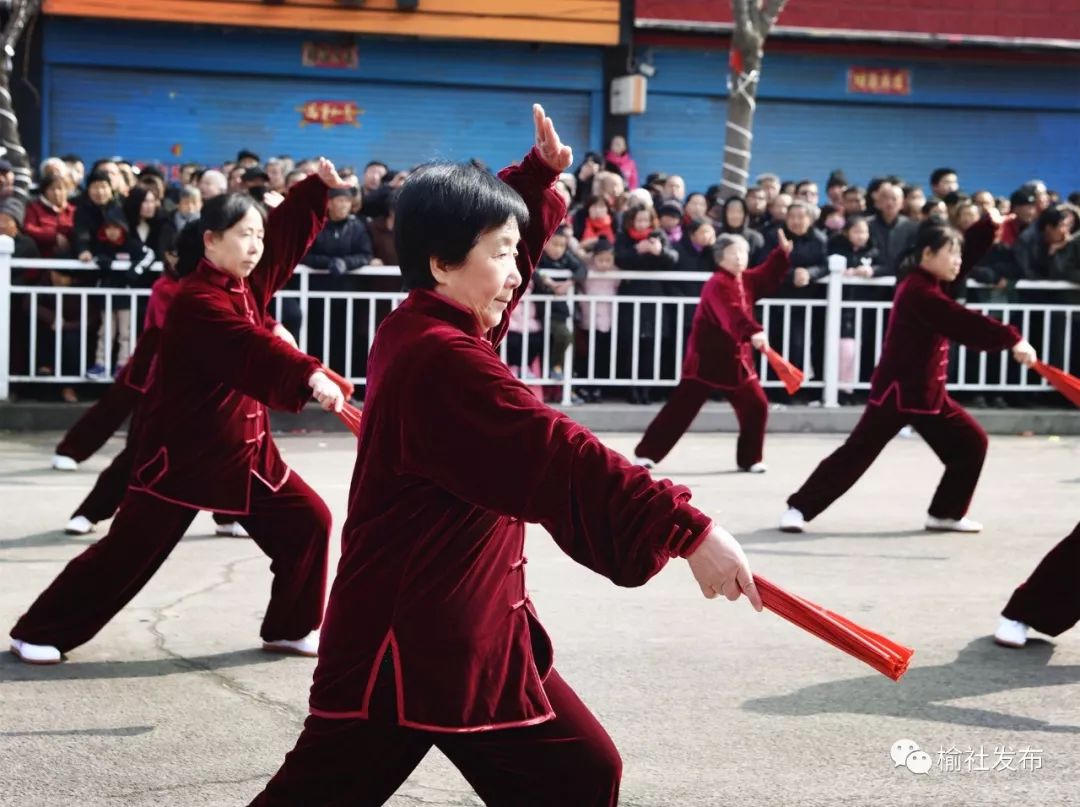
[405,288,486,338]
[197,258,247,293]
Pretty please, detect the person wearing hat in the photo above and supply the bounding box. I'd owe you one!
[999,187,1039,247]
[0,197,41,259]
[25,173,76,258]
[633,231,793,472]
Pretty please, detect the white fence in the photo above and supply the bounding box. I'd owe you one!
[1,240,1077,405]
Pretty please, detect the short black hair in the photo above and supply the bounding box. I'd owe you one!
[930,167,957,187]
[201,192,267,235]
[1036,206,1067,232]
[87,170,112,187]
[899,219,962,275]
[176,221,204,277]
[394,162,529,291]
[61,154,82,164]
[365,160,388,171]
[237,149,261,164]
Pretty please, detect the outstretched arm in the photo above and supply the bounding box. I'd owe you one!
[490,104,573,345]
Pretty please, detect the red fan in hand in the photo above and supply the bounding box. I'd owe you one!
[321,367,363,436]
[755,575,914,681]
[1033,361,1080,408]
[762,347,804,395]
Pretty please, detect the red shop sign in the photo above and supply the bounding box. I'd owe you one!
[847,67,912,96]
[298,101,364,128]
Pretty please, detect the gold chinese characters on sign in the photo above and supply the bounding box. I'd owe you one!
[298,101,364,128]
[847,67,912,96]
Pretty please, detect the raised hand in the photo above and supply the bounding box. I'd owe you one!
[776,229,793,256]
[533,104,574,173]
[315,158,350,189]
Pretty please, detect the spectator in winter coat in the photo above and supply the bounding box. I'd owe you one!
[575,195,617,252]
[74,171,119,261]
[0,198,42,259]
[24,173,75,258]
[998,188,1038,247]
[302,187,374,281]
[198,170,227,201]
[1014,206,1072,281]
[604,134,639,190]
[718,196,766,264]
[869,182,918,278]
[616,205,679,404]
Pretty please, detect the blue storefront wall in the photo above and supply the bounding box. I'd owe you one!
[42,19,605,171]
[628,47,1080,197]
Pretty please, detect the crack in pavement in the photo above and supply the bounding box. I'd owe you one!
[146,554,308,724]
[105,773,273,799]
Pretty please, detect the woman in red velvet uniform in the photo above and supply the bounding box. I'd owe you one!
[633,231,792,473]
[994,520,1080,648]
[59,224,296,538]
[780,220,1037,535]
[9,162,349,665]
[251,106,762,807]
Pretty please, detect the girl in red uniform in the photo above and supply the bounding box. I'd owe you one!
[59,224,296,537]
[994,520,1080,648]
[251,106,762,807]
[780,220,1037,534]
[633,231,792,472]
[9,162,349,665]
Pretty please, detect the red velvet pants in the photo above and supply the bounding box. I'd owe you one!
[635,376,768,469]
[1002,521,1080,636]
[55,379,139,462]
[787,395,988,522]
[11,474,330,653]
[249,666,621,807]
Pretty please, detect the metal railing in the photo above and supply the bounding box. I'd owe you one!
[1,239,1077,405]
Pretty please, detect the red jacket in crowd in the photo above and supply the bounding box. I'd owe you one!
[682,248,790,389]
[23,198,75,258]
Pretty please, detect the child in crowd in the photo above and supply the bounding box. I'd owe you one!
[577,237,620,401]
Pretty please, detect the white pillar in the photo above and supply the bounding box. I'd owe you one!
[0,235,13,401]
[822,254,847,408]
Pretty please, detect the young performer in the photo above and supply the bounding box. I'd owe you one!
[994,520,1080,648]
[780,220,1037,534]
[633,231,792,472]
[250,106,761,807]
[60,225,295,538]
[9,163,349,665]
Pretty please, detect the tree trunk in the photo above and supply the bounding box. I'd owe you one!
[0,0,43,202]
[721,0,787,198]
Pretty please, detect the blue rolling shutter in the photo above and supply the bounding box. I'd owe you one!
[49,66,591,170]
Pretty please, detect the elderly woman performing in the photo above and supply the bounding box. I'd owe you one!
[251,106,761,806]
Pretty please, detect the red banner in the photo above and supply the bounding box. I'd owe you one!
[298,101,363,128]
[847,67,912,96]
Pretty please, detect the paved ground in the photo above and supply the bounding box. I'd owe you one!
[1,430,1078,806]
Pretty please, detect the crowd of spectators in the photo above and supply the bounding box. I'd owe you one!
[4,137,1080,405]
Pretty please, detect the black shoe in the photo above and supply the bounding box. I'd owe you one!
[990,395,1009,409]
[970,395,989,408]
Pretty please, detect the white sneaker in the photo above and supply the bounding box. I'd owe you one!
[742,462,768,474]
[925,515,982,533]
[64,515,95,535]
[632,456,655,470]
[993,617,1029,648]
[779,507,806,533]
[10,638,62,665]
[51,454,78,471]
[262,631,319,658]
[215,521,249,538]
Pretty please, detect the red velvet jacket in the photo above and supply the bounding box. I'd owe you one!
[131,175,327,514]
[121,272,182,394]
[309,149,714,732]
[869,266,1021,413]
[682,248,790,388]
